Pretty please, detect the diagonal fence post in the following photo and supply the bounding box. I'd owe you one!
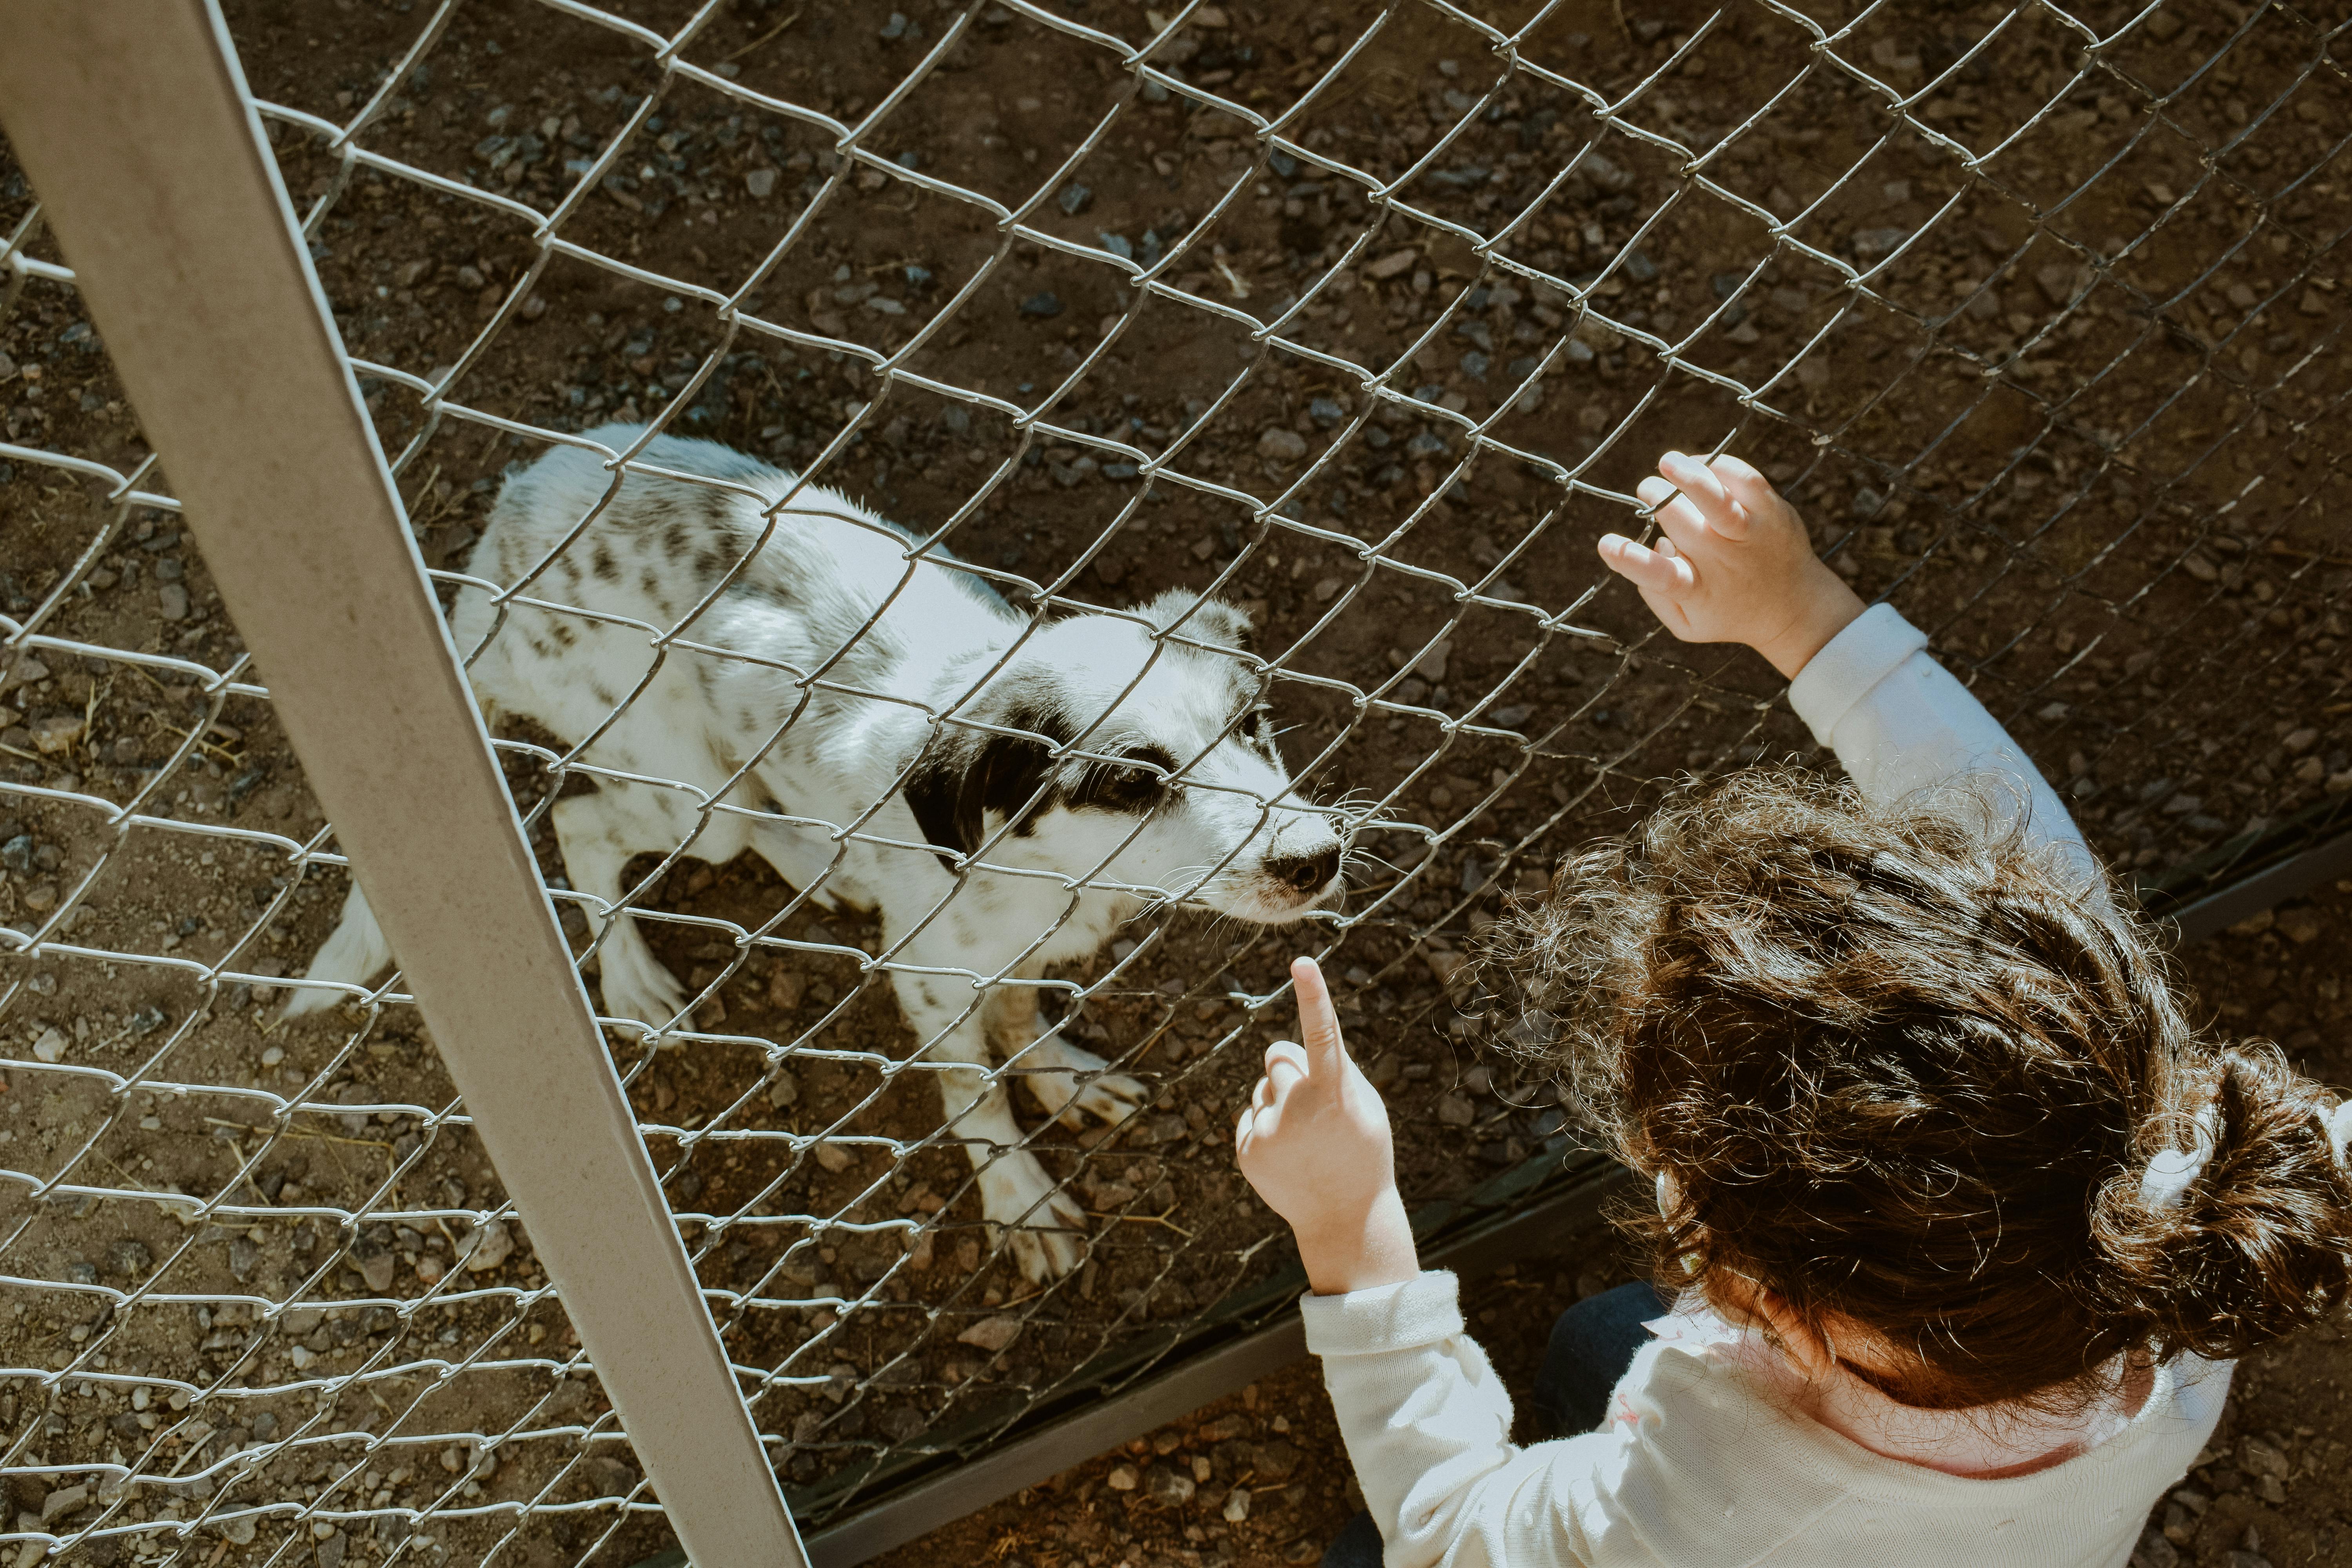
[0,4,808,1563]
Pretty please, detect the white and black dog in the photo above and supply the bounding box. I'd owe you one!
[287,423,1346,1278]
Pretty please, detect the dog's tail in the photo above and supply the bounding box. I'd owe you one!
[280,881,394,1018]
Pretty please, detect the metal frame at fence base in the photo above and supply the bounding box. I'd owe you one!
[2137,791,2352,944]
[0,5,805,1565]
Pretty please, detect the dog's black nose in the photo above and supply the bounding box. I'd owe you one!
[1269,844,1340,897]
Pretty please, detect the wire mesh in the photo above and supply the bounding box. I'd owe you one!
[5,0,2349,1561]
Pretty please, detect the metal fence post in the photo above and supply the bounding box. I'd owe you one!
[0,5,808,1564]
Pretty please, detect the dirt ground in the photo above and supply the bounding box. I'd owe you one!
[2,0,2347,1565]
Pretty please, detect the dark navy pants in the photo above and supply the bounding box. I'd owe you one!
[1319,1281,1668,1568]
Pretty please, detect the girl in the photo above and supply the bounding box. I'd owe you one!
[1235,450,2352,1567]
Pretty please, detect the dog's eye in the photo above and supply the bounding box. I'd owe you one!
[1078,747,1178,813]
[1101,768,1161,806]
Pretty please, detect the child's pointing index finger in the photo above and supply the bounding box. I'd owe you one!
[1290,956,1346,1073]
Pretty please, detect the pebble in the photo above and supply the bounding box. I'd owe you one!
[745,169,777,199]
[1436,1094,1475,1127]
[812,1140,853,1173]
[30,715,83,754]
[1365,247,1418,280]
[1106,1464,1138,1491]
[33,1026,66,1062]
[1143,1464,1196,1504]
[158,583,190,621]
[1019,291,1063,319]
[109,1240,152,1279]
[1257,428,1307,462]
[957,1314,1021,1352]
[39,1485,89,1524]
[1057,182,1092,215]
[1222,1486,1251,1521]
[460,1219,514,1274]
[357,1250,397,1291]
[1311,576,1343,603]
[1309,397,1345,427]
[415,1253,445,1285]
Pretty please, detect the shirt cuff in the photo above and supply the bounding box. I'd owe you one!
[1787,602,1929,747]
[1300,1270,1465,1357]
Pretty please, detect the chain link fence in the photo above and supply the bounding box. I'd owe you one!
[5,0,2348,1563]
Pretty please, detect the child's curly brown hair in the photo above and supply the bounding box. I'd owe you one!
[1487,769,2352,1410]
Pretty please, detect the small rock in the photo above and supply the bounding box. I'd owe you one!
[460,1219,514,1273]
[1057,182,1092,215]
[1106,1464,1139,1491]
[2282,727,2319,754]
[768,968,806,1011]
[40,1485,89,1524]
[1851,487,1885,519]
[109,1240,153,1279]
[2182,552,2219,583]
[1222,1486,1251,1521]
[746,168,778,199]
[1257,428,1308,462]
[1436,1094,1475,1127]
[1412,640,1452,682]
[1019,291,1063,319]
[2239,1436,2289,1479]
[356,1250,397,1291]
[33,1027,66,1062]
[158,583,190,621]
[583,1457,637,1496]
[812,1140,853,1173]
[2132,1530,2181,1568]
[1143,1464,1196,1504]
[957,1314,1021,1352]
[414,1253,445,1285]
[30,715,84,754]
[1365,247,1418,280]
[1622,250,1659,282]
[1312,576,1344,603]
[767,1069,800,1109]
[1308,397,1345,427]
[318,1532,347,1568]
[219,1516,257,1545]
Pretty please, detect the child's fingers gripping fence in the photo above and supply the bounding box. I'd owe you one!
[2,0,2347,1561]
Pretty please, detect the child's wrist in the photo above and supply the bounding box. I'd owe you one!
[1753,564,1866,680]
[1298,1187,1419,1296]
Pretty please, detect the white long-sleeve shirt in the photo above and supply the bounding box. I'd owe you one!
[1306,605,2224,1568]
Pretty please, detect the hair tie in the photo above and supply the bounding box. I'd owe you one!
[2140,1102,2220,1210]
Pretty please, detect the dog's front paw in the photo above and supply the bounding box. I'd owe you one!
[1020,1034,1149,1128]
[976,1153,1088,1283]
[594,938,690,1034]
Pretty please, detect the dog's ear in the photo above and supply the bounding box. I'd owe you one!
[1139,588,1254,655]
[904,722,1061,872]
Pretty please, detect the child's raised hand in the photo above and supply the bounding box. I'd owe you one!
[1598,449,1865,679]
[1235,957,1420,1296]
